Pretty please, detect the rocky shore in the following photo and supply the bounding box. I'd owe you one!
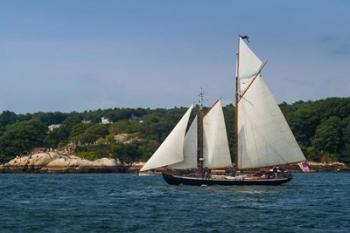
[0,152,143,173]
[0,152,348,173]
[259,162,349,172]
[301,161,350,172]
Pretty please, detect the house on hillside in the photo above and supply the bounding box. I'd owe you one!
[101,117,111,124]
[48,124,61,132]
[130,114,143,124]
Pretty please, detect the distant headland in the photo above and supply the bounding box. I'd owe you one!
[0,151,348,173]
[0,97,349,172]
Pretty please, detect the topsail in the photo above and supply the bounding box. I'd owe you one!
[238,37,263,93]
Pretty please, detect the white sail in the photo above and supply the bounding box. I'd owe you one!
[203,100,232,168]
[237,75,306,169]
[169,115,198,169]
[140,106,193,171]
[238,37,263,93]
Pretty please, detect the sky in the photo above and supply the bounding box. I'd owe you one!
[0,0,349,113]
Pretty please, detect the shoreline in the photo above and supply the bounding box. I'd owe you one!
[0,152,142,174]
[0,152,349,174]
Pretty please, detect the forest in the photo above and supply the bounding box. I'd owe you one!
[0,97,349,164]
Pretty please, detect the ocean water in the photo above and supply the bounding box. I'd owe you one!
[0,173,349,233]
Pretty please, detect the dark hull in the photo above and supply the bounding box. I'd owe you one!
[162,173,292,186]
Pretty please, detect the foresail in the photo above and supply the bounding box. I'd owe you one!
[140,106,193,171]
[169,115,198,169]
[203,101,232,169]
[238,37,263,93]
[237,76,306,169]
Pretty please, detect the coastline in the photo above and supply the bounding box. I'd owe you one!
[0,152,349,173]
[0,152,143,174]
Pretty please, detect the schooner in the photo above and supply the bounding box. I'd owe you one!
[140,36,306,185]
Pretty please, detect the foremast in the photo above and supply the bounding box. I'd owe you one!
[198,88,205,177]
[234,36,241,171]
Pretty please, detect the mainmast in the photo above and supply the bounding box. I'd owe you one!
[234,36,241,170]
[198,88,204,176]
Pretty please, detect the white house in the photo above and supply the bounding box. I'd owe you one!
[48,124,61,132]
[101,117,111,124]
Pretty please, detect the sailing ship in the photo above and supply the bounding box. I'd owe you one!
[140,36,306,185]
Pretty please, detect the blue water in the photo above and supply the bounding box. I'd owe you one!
[0,173,349,233]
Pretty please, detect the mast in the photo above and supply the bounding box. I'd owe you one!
[198,88,204,176]
[235,36,306,169]
[234,36,240,170]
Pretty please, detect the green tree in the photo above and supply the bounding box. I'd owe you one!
[70,123,93,142]
[0,111,17,126]
[312,116,343,155]
[140,108,186,142]
[109,120,141,134]
[339,117,350,163]
[61,112,82,131]
[77,124,109,144]
[113,142,141,164]
[33,112,67,125]
[0,119,47,162]
[0,125,5,137]
[45,127,69,148]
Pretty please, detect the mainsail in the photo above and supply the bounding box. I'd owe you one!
[140,106,193,171]
[203,100,232,168]
[237,39,306,169]
[169,115,198,169]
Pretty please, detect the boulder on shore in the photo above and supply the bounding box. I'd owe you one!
[0,152,122,173]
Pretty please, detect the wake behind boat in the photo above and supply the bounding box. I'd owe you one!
[140,36,306,186]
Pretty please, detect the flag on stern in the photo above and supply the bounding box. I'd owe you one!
[298,162,310,173]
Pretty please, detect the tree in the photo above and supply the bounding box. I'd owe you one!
[287,107,320,146]
[70,123,93,141]
[0,111,17,126]
[75,124,109,144]
[109,120,140,134]
[33,112,67,125]
[0,125,5,137]
[312,116,343,155]
[339,117,350,163]
[61,112,82,131]
[113,142,141,164]
[140,108,186,142]
[0,119,47,162]
[45,127,69,148]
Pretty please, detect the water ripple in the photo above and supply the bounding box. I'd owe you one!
[0,173,349,233]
